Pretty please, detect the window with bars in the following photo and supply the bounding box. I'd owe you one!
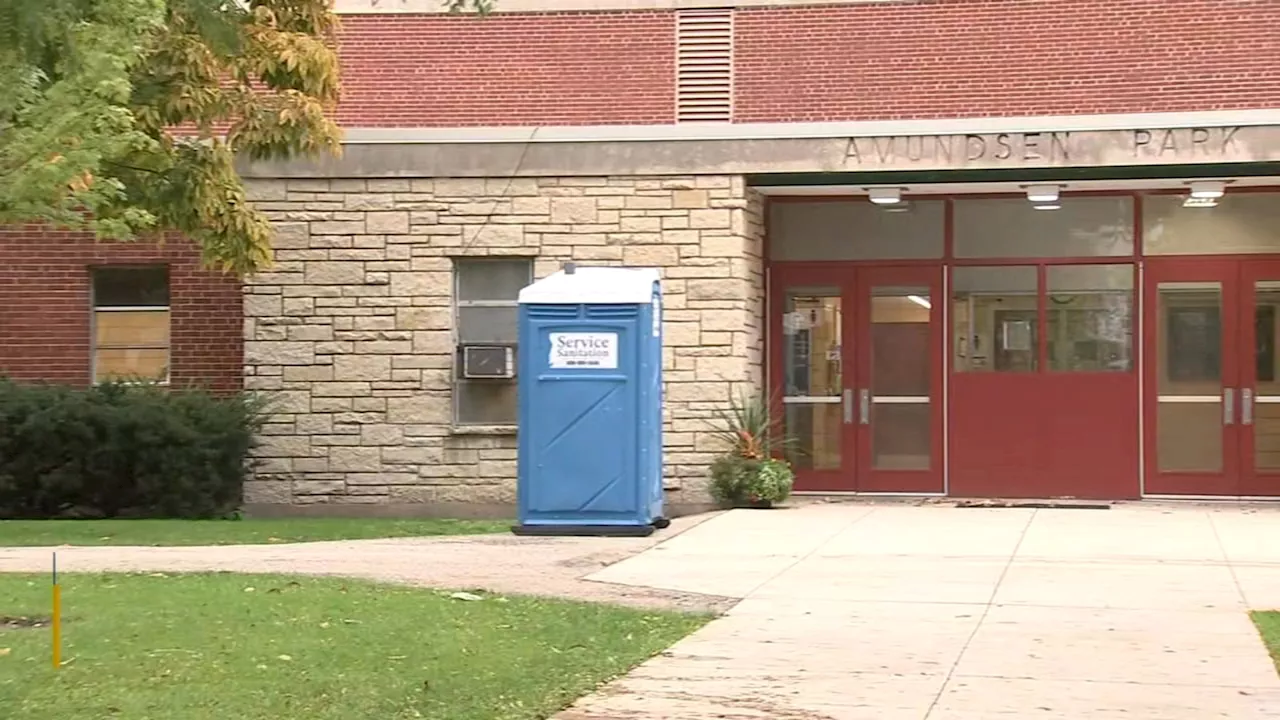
[91,266,171,384]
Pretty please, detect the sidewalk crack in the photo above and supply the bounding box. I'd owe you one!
[922,507,1037,719]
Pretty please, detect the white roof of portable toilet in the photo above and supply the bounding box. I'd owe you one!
[518,266,660,305]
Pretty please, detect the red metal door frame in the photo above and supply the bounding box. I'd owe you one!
[766,190,1280,500]
[768,263,944,493]
[1236,259,1280,496]
[769,264,857,491]
[1142,257,1240,496]
[854,265,945,493]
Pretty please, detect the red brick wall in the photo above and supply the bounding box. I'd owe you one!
[734,0,1280,123]
[335,12,676,127]
[327,1,1277,127]
[0,229,243,392]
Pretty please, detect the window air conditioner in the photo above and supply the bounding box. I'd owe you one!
[459,344,515,379]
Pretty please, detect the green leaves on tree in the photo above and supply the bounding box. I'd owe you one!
[0,0,489,275]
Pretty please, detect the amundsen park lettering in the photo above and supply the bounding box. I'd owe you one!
[842,126,1245,168]
[1132,126,1241,157]
[845,132,1074,165]
[548,332,618,370]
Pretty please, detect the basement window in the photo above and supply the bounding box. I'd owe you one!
[91,266,171,384]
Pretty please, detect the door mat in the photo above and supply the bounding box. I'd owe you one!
[953,500,1112,510]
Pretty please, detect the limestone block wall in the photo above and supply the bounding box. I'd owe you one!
[241,175,765,512]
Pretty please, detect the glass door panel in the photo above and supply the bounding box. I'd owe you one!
[855,266,943,493]
[1239,263,1280,497]
[1144,259,1240,497]
[1155,282,1226,473]
[1250,281,1280,474]
[781,289,845,471]
[868,288,932,470]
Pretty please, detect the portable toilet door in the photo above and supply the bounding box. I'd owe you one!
[513,265,666,537]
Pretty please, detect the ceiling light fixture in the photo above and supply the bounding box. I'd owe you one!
[1033,203,1061,211]
[1025,185,1061,203]
[868,187,903,205]
[1183,196,1219,208]
[908,295,932,309]
[1188,180,1227,199]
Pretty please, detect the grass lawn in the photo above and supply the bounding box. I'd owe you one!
[0,518,511,547]
[0,573,710,720]
[1253,610,1280,673]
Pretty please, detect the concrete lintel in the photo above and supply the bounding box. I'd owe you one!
[334,0,907,15]
[339,110,1280,146]
[240,124,1280,180]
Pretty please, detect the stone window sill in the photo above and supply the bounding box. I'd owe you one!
[450,425,517,436]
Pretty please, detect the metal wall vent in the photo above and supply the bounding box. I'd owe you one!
[676,8,733,123]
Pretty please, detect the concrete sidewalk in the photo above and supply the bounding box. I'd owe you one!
[0,513,732,613]
[562,502,1280,719]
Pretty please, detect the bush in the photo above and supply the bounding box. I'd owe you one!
[0,379,270,519]
[709,455,795,508]
[706,389,797,508]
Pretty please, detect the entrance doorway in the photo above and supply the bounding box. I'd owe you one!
[770,265,944,493]
[1145,257,1280,497]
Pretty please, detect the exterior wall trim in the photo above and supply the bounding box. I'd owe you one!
[242,123,1280,181]
[334,0,907,15]
[338,111,1280,146]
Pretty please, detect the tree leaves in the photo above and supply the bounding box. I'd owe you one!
[0,0,492,275]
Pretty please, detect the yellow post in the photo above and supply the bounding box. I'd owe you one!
[51,552,61,670]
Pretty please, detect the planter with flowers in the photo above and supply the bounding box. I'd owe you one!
[707,390,796,509]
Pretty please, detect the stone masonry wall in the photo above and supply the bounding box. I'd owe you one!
[241,175,764,512]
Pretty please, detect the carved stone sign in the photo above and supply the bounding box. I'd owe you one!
[842,126,1254,170]
[1132,127,1241,158]
[243,124,1280,180]
[845,132,1075,166]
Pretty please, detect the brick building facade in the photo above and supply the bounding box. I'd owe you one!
[5,0,1280,514]
[0,228,242,393]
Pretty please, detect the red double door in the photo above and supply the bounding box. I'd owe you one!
[770,265,944,493]
[1146,258,1280,497]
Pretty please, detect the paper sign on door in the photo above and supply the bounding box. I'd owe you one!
[549,332,619,369]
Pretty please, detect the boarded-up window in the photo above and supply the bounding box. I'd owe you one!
[92,266,171,383]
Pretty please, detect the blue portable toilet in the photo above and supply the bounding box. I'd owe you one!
[512,264,668,537]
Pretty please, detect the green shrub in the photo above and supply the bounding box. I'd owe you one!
[707,390,797,508]
[0,379,270,519]
[709,455,794,507]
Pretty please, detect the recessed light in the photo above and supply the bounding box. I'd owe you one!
[868,187,903,205]
[1026,185,1061,203]
[1188,180,1226,199]
[1183,196,1218,208]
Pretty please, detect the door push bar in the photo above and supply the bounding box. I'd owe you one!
[842,389,873,425]
[1224,388,1257,426]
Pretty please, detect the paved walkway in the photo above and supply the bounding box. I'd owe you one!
[4,503,1280,717]
[0,514,733,613]
[561,502,1280,719]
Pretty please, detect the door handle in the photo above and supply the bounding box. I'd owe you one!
[859,389,871,425]
[1224,388,1235,426]
[1243,388,1254,426]
[842,389,854,424]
